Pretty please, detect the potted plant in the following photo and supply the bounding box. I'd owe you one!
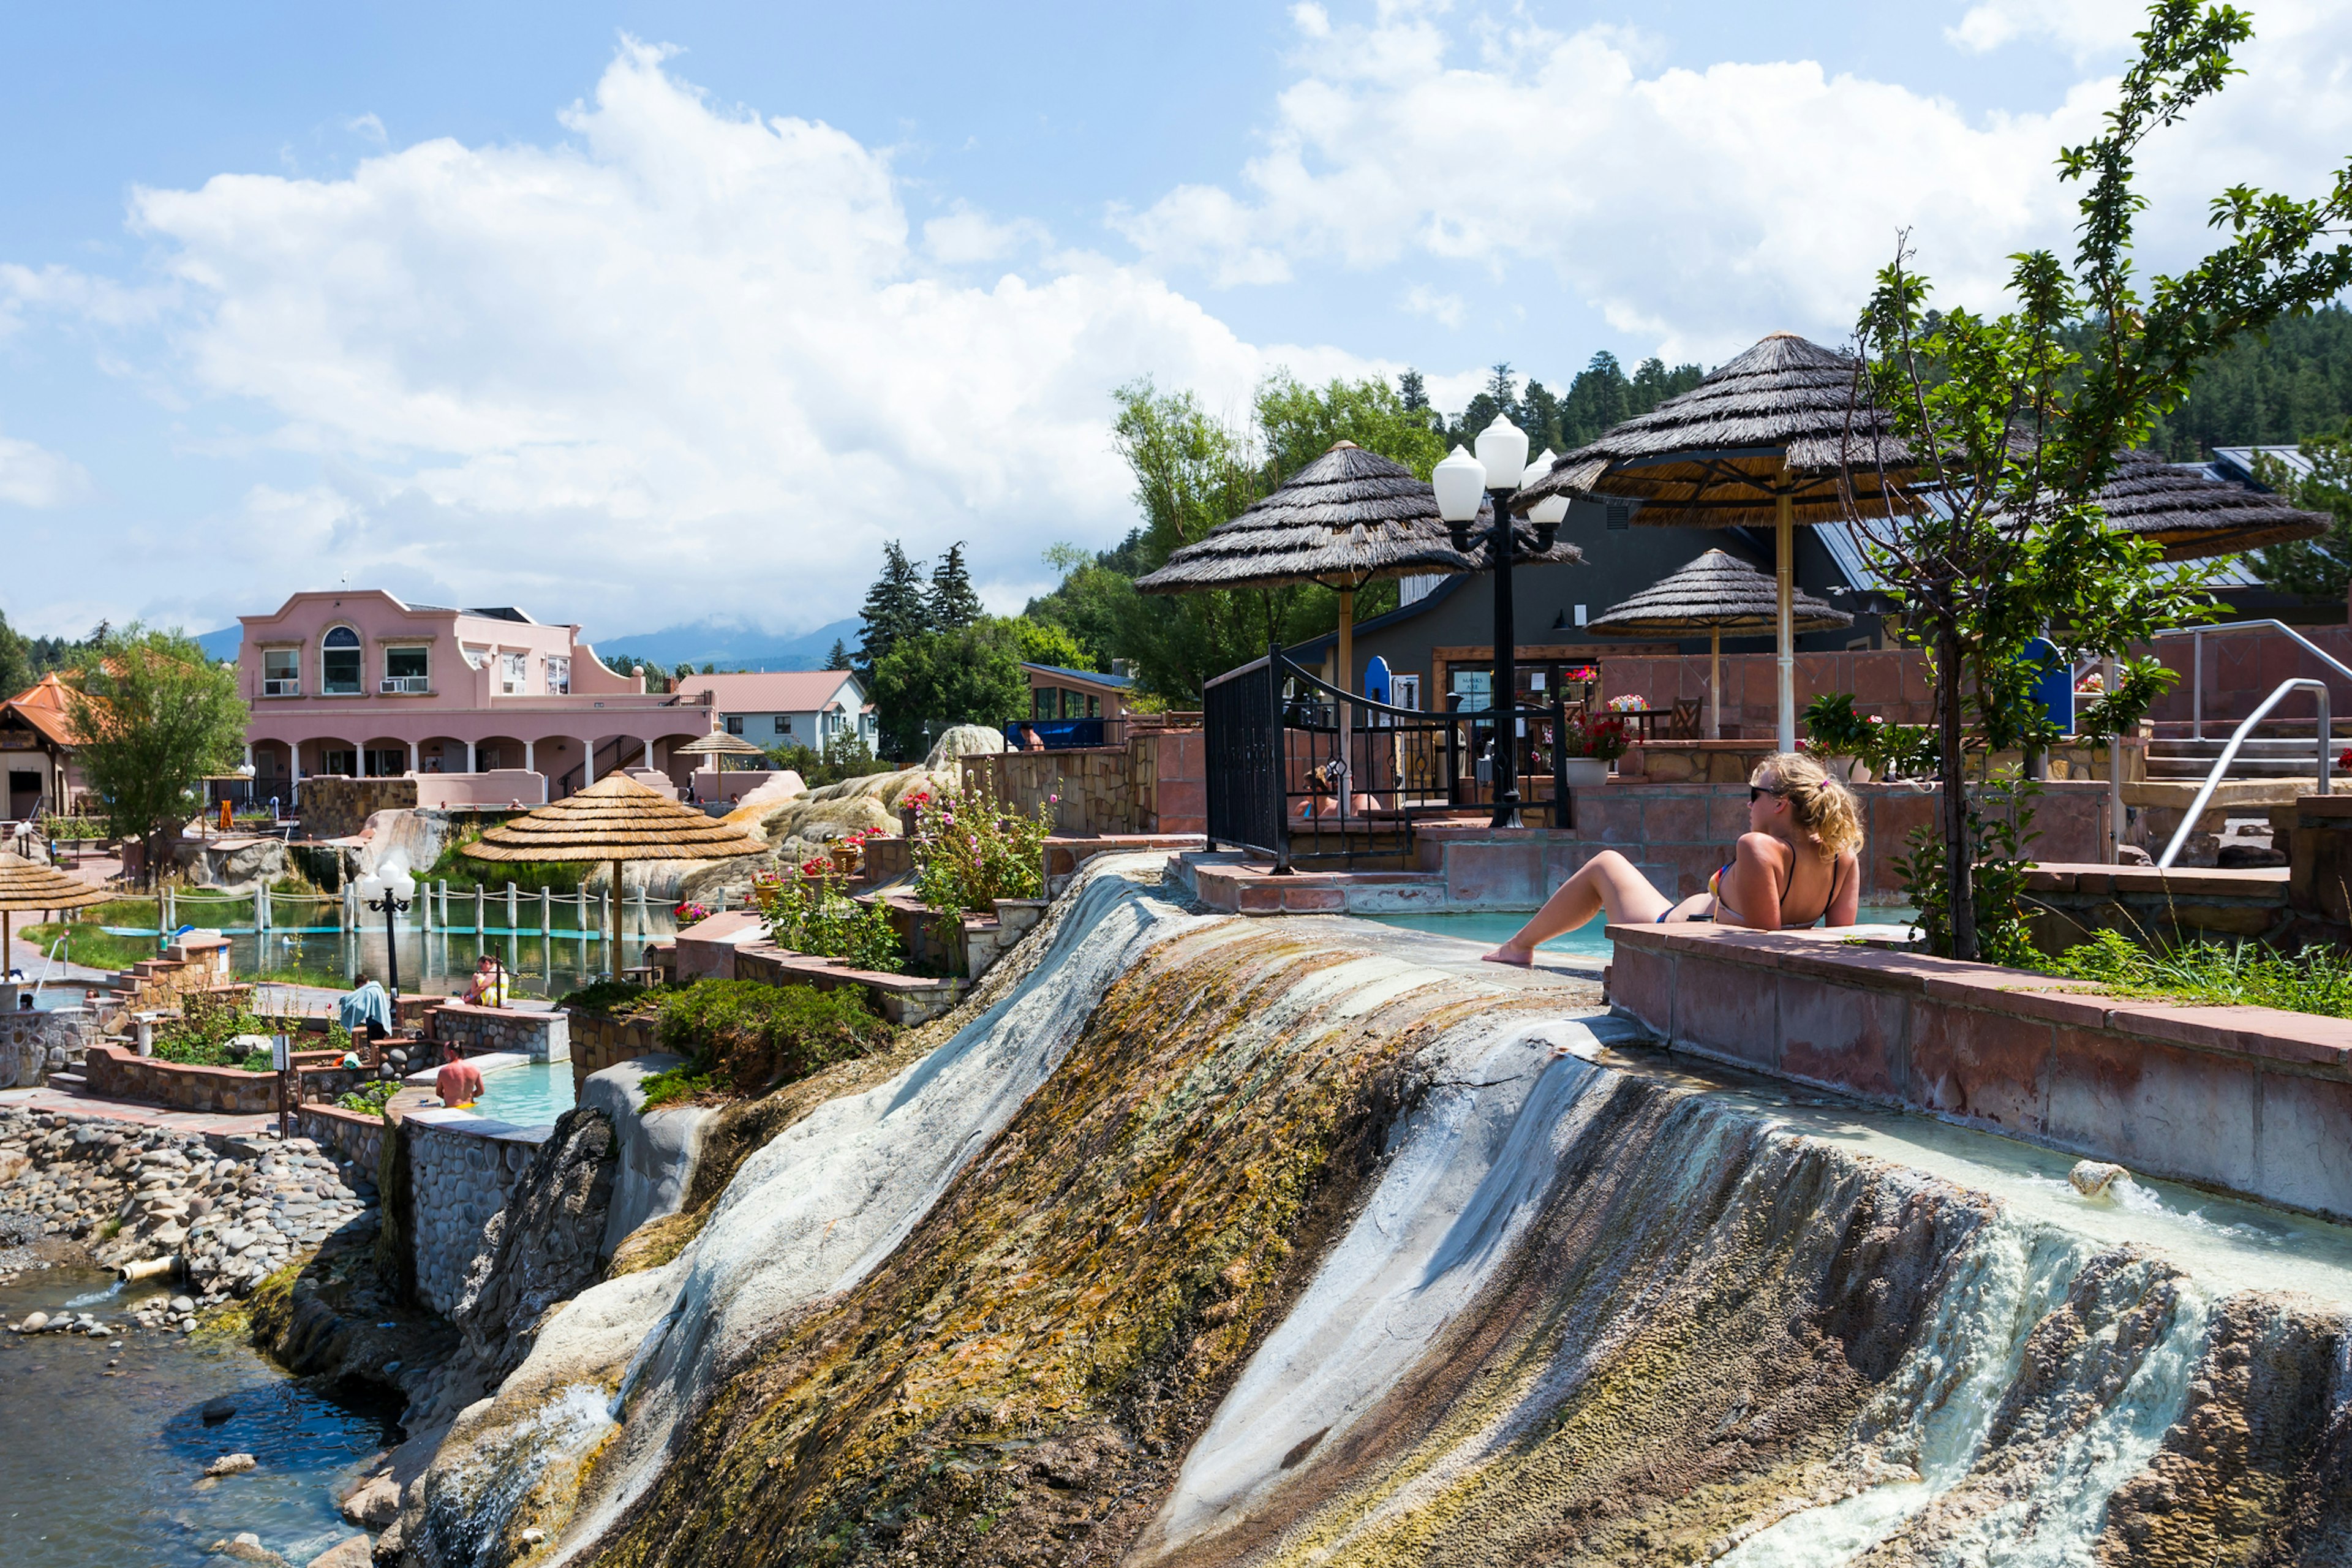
[1802,693,1875,782]
[1558,711,1629,787]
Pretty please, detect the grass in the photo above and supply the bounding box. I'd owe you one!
[23,900,164,971]
[559,978,681,1015]
[2032,928,2352,1019]
[655,979,894,1098]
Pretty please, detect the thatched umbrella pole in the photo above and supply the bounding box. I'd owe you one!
[1710,627,1724,741]
[1776,486,1796,749]
[1337,588,1355,740]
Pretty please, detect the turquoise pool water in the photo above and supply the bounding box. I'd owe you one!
[469,1061,576,1128]
[1360,907,1921,961]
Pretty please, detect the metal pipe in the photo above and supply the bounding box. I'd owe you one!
[2192,630,2203,742]
[2158,677,2332,867]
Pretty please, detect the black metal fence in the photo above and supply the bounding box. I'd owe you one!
[1205,649,1578,870]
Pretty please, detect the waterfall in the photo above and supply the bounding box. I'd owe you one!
[402,851,2352,1568]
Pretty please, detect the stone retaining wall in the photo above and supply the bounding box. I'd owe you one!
[2023,864,2293,952]
[734,943,963,1025]
[429,1001,568,1062]
[403,1110,551,1316]
[81,1045,287,1114]
[1609,922,2352,1223]
[958,729,1206,836]
[298,1102,390,1172]
[0,1001,97,1087]
[567,1007,665,1100]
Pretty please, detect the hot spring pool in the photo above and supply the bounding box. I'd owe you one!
[1359,906,1921,961]
[467,1061,576,1128]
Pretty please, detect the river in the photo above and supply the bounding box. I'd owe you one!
[0,1265,396,1567]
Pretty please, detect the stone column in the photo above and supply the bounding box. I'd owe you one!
[641,737,654,771]
[409,741,420,775]
[466,740,478,774]
[579,739,595,786]
[522,738,535,773]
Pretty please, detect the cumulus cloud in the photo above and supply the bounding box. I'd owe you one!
[1119,3,2352,363]
[0,432,94,508]
[7,40,1378,636]
[1401,284,1464,328]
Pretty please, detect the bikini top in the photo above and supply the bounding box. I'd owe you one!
[1710,846,1842,927]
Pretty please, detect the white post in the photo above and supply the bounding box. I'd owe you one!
[466,739,478,774]
[255,885,266,933]
[641,737,654,770]
[507,881,518,931]
[408,741,420,775]
[475,884,486,935]
[1776,487,1796,753]
[540,886,551,938]
[521,738,533,774]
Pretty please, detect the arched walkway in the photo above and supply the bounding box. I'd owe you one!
[300,737,360,778]
[473,734,530,774]
[361,735,413,778]
[417,734,469,775]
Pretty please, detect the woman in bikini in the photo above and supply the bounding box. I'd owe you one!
[1483,751,1862,965]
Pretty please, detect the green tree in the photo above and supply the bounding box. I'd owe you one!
[1009,615,1091,672]
[855,540,930,678]
[825,638,853,671]
[927,541,984,630]
[63,627,247,886]
[1849,0,2352,962]
[2250,429,2352,595]
[1256,370,1447,481]
[673,662,695,686]
[1397,368,1430,412]
[870,617,1029,760]
[0,610,32,699]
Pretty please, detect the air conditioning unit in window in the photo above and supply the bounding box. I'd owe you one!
[380,676,430,695]
[262,678,300,698]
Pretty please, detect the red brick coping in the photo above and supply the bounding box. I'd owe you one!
[1608,922,2352,1223]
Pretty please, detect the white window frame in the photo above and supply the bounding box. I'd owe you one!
[499,652,529,695]
[382,645,430,694]
[261,648,300,698]
[544,655,570,695]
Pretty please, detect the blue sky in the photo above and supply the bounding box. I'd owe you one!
[1,0,2345,646]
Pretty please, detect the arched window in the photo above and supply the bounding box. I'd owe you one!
[322,626,362,695]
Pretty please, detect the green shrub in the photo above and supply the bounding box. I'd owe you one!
[654,979,892,1099]
[151,991,277,1070]
[764,881,903,972]
[336,1080,399,1119]
[638,1065,718,1109]
[559,979,680,1016]
[907,786,1050,914]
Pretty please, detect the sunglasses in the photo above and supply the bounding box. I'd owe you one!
[1749,785,1786,802]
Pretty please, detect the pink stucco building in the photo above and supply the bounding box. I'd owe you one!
[238,592,718,799]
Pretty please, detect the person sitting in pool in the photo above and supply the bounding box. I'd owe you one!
[1297,758,1379,820]
[435,1043,484,1109]
[1483,752,1861,965]
[462,954,508,1008]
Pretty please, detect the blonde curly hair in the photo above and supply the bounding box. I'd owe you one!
[1753,752,1863,861]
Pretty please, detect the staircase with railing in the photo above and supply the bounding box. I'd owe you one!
[2143,621,2352,786]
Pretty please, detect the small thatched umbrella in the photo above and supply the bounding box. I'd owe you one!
[2099,449,2330,560]
[1515,333,1919,750]
[1588,550,1852,739]
[462,775,763,957]
[675,724,769,773]
[1135,440,1582,709]
[0,852,112,976]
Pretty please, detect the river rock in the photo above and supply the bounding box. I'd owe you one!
[309,1537,372,1568]
[2069,1159,2130,1198]
[222,1228,254,1253]
[172,1295,197,1314]
[201,1396,238,1423]
[340,1471,402,1526]
[17,1311,45,1332]
[204,1452,257,1476]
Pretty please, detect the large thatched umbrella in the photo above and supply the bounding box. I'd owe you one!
[1516,333,1918,750]
[1588,550,1852,739]
[0,852,112,976]
[2099,449,2330,559]
[462,775,763,957]
[1135,440,1582,711]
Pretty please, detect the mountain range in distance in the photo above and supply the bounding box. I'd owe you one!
[189,616,861,673]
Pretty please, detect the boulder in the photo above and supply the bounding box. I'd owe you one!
[204,1452,258,1476]
[309,1537,373,1568]
[340,1471,403,1526]
[924,724,1006,768]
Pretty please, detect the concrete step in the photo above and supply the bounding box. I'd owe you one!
[44,1072,86,1091]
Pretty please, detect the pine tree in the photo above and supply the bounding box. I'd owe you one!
[928,541,984,630]
[1398,368,1429,412]
[856,540,931,676]
[826,638,852,671]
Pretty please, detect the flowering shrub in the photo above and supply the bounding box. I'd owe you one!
[910,785,1054,913]
[1558,712,1629,762]
[674,901,711,925]
[1563,665,1597,683]
[1803,693,1874,755]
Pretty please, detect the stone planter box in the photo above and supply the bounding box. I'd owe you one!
[81,1044,289,1114]
[734,943,963,1026]
[1609,922,2352,1223]
[567,1005,666,1100]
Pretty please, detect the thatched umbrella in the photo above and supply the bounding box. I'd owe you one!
[462,775,763,959]
[676,725,769,772]
[0,852,112,977]
[1588,550,1852,739]
[1515,333,1918,749]
[1135,440,1582,710]
[2099,449,2330,560]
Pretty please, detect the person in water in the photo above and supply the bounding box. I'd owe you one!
[1483,752,1862,965]
[435,1043,485,1109]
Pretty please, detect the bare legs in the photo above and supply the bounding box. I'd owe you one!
[1482,850,1678,965]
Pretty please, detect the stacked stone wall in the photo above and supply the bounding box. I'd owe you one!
[567,1008,664,1099]
[0,1003,97,1087]
[300,777,419,840]
[957,728,1205,837]
[404,1112,549,1316]
[298,1102,389,1171]
[429,1001,568,1061]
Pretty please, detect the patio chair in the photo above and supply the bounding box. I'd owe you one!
[1667,699,1702,739]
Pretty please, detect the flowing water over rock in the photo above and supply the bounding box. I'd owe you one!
[398,854,2352,1567]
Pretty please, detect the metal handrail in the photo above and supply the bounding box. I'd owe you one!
[2157,677,2332,868]
[2154,620,2352,741]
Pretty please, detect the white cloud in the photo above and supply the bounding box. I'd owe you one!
[0,432,94,508]
[10,40,1383,636]
[1401,283,1464,327]
[922,203,1049,265]
[1119,4,2352,363]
